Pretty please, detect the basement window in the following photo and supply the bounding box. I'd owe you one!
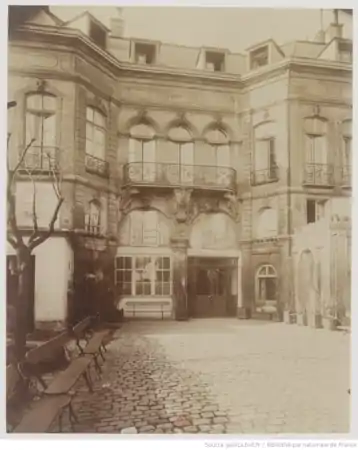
[134,42,156,65]
[250,46,269,70]
[205,51,225,72]
[89,20,107,50]
[306,199,327,224]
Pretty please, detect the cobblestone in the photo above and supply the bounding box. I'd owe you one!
[57,319,349,434]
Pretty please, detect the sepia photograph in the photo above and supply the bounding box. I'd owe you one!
[5,3,353,437]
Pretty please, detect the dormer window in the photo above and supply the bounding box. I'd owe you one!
[205,51,225,72]
[250,46,269,70]
[89,19,107,50]
[134,42,156,65]
[338,41,352,63]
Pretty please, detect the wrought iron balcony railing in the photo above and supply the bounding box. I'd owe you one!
[19,146,59,173]
[303,163,334,187]
[342,165,351,187]
[251,166,279,186]
[123,162,236,191]
[85,153,109,177]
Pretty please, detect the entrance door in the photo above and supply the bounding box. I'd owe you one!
[188,257,237,318]
[6,255,35,334]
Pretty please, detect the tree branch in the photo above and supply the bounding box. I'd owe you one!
[29,196,64,251]
[8,138,36,188]
[7,233,18,249]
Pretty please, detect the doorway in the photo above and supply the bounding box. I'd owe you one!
[187,257,237,318]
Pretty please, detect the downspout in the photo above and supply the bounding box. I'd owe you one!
[286,69,293,313]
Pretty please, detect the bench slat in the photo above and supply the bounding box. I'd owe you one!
[25,332,70,365]
[84,331,109,354]
[44,356,93,395]
[14,394,71,433]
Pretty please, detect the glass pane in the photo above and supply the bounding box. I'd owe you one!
[163,271,170,282]
[180,142,194,165]
[122,282,132,295]
[124,270,132,282]
[86,107,94,122]
[143,139,156,162]
[43,95,56,110]
[94,110,105,127]
[217,145,230,167]
[85,138,93,155]
[163,283,170,295]
[266,278,277,300]
[26,94,42,110]
[124,257,132,269]
[163,257,170,269]
[155,283,163,295]
[129,139,142,163]
[86,123,93,141]
[267,266,275,276]
[43,114,56,146]
[116,257,123,269]
[143,282,151,295]
[26,112,39,143]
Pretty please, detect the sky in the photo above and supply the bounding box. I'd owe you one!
[51,7,352,53]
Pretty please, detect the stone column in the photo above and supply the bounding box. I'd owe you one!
[171,237,189,321]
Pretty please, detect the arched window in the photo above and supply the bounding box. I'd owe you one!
[167,126,194,185]
[85,200,101,235]
[256,208,277,238]
[86,106,106,160]
[128,123,156,183]
[25,93,57,171]
[255,264,278,312]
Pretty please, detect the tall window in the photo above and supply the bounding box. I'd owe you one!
[128,123,156,182]
[254,138,277,183]
[256,208,277,239]
[168,126,194,184]
[306,199,327,224]
[343,136,352,168]
[25,93,57,170]
[256,265,278,311]
[115,256,171,296]
[85,200,101,234]
[306,134,327,164]
[205,128,231,186]
[86,107,106,160]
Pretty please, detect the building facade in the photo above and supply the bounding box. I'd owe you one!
[7,6,352,329]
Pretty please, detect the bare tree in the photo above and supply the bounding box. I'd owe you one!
[7,101,64,360]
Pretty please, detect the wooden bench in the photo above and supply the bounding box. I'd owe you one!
[7,363,72,433]
[72,315,111,374]
[9,331,97,433]
[126,301,169,320]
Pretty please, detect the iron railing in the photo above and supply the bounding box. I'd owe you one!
[250,166,279,185]
[123,162,236,191]
[303,163,334,186]
[85,153,109,177]
[19,146,59,172]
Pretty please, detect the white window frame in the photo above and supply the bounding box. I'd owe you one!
[115,255,172,297]
[86,106,106,160]
[255,264,278,305]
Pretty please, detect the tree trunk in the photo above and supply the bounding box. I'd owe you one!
[14,246,32,360]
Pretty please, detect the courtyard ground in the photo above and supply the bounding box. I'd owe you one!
[61,318,350,435]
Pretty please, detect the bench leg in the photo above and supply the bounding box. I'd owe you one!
[99,346,106,362]
[94,355,102,377]
[83,369,93,393]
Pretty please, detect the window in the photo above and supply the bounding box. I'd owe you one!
[25,93,57,170]
[256,208,277,239]
[128,123,156,183]
[338,41,352,63]
[168,126,194,184]
[343,136,352,167]
[85,200,101,234]
[134,42,156,64]
[250,46,269,70]
[253,138,277,184]
[115,256,171,296]
[306,199,327,224]
[256,265,278,311]
[306,134,327,164]
[205,51,225,72]
[86,107,106,160]
[89,20,107,49]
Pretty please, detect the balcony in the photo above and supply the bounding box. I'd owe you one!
[303,163,334,187]
[341,166,351,188]
[85,153,109,178]
[123,162,236,191]
[19,146,59,173]
[251,166,279,186]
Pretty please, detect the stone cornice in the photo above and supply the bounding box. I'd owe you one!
[11,25,352,92]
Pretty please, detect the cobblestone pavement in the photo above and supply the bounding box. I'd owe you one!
[59,319,350,435]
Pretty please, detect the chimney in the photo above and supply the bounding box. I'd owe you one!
[110,7,124,38]
[325,9,343,41]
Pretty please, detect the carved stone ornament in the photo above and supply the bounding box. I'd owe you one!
[118,187,139,213]
[36,79,47,92]
[197,196,220,214]
[173,188,193,223]
[312,104,321,117]
[223,192,240,222]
